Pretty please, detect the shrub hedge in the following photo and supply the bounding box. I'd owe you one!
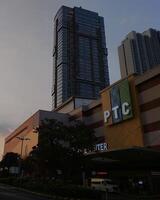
[0,177,104,200]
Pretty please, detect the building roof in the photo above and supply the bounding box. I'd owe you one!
[135,65,160,85]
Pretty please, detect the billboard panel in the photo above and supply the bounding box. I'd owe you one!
[110,86,122,123]
[119,79,133,120]
[104,79,133,126]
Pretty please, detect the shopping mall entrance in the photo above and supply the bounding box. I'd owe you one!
[85,147,160,195]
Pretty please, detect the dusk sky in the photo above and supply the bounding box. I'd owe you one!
[0,0,160,156]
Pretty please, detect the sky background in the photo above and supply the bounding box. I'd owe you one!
[0,0,160,157]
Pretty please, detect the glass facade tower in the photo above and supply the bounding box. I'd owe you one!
[52,6,109,109]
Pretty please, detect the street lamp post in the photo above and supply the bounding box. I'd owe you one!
[16,136,30,176]
[16,136,30,158]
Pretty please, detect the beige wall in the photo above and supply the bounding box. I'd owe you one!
[141,107,160,125]
[4,130,38,158]
[138,84,160,105]
[136,67,160,148]
[4,111,39,157]
[4,110,69,157]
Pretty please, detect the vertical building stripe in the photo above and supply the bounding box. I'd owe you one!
[110,86,122,123]
[119,79,133,120]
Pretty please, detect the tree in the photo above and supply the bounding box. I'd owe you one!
[0,152,20,177]
[0,152,20,168]
[24,119,96,182]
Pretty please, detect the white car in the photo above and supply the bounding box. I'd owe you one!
[91,178,119,192]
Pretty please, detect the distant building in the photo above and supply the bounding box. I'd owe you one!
[118,28,160,78]
[52,6,109,109]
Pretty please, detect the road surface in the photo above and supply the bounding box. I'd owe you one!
[0,184,52,200]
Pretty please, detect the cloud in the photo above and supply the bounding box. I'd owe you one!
[0,123,15,158]
[0,124,11,159]
[0,123,13,137]
[119,15,138,26]
[0,134,5,160]
[119,18,128,25]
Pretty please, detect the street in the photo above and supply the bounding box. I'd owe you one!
[0,184,52,200]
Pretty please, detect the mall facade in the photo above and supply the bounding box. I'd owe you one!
[4,65,160,193]
[4,65,160,156]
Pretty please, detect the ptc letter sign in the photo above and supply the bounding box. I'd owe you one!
[104,79,133,125]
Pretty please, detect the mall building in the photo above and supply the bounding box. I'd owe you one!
[4,65,160,193]
[4,65,160,156]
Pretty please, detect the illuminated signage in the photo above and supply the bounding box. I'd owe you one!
[95,143,108,151]
[104,79,133,125]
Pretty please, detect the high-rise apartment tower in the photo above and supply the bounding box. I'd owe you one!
[52,6,109,109]
[118,28,160,78]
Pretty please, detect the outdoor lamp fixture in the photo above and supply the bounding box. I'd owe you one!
[16,136,30,176]
[16,136,30,158]
[33,126,38,133]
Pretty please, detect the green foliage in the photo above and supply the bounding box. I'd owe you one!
[0,152,21,177]
[24,119,95,181]
[0,152,20,168]
[0,177,103,200]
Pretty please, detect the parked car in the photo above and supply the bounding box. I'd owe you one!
[91,178,119,192]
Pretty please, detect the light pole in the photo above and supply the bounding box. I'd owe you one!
[16,136,30,158]
[16,136,30,176]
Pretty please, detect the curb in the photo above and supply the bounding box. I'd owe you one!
[0,183,90,200]
[0,183,55,199]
